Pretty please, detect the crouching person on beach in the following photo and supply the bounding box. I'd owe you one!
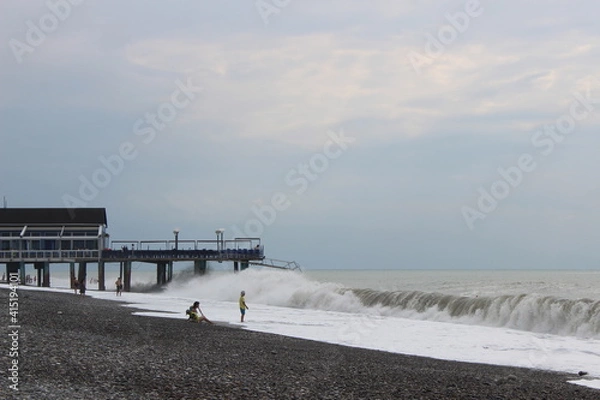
[186,301,213,324]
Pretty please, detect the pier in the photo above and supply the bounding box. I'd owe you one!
[0,208,299,292]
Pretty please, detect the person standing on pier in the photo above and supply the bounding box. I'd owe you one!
[239,291,249,322]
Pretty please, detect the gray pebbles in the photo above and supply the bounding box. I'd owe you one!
[1,289,598,400]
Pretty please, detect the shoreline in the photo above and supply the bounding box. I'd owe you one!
[11,283,600,378]
[2,289,600,399]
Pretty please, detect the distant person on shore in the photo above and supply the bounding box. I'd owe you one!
[79,280,86,296]
[115,277,123,296]
[73,278,79,294]
[239,291,249,322]
[186,301,212,324]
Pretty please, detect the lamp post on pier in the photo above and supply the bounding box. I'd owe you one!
[215,228,224,252]
[173,229,180,250]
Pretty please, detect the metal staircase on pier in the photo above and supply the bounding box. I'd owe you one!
[249,258,301,271]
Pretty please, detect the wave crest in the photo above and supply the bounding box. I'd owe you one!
[352,288,600,337]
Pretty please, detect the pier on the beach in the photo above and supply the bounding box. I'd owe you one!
[0,207,299,292]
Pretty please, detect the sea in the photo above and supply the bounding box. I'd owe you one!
[10,265,600,390]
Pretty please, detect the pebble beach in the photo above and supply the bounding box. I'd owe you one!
[2,289,599,400]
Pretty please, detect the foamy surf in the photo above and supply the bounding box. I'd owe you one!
[161,268,600,338]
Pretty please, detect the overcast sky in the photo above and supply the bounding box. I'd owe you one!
[1,1,600,270]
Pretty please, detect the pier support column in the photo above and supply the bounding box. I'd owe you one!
[35,262,43,287]
[6,262,25,284]
[78,262,87,287]
[233,261,239,273]
[34,262,50,287]
[43,262,50,287]
[241,261,249,271]
[123,261,132,292]
[6,262,20,283]
[7,263,20,283]
[157,262,167,285]
[70,262,76,289]
[98,261,106,291]
[167,261,173,283]
[19,262,26,285]
[194,260,207,275]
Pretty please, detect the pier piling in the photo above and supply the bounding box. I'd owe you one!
[70,263,76,289]
[157,262,167,285]
[123,261,132,292]
[194,260,207,275]
[78,262,87,288]
[98,261,106,291]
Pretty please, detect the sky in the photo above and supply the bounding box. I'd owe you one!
[1,0,600,270]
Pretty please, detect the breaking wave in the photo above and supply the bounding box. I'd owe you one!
[350,288,600,337]
[165,268,600,338]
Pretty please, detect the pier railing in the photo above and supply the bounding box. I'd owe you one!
[250,258,301,271]
[101,248,264,262]
[0,250,100,262]
[0,248,281,264]
[108,238,260,252]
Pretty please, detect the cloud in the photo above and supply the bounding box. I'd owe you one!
[1,0,600,269]
[116,21,599,151]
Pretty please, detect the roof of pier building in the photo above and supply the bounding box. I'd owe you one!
[0,208,107,226]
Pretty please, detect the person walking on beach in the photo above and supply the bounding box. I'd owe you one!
[115,277,123,296]
[186,301,213,324]
[73,278,79,294]
[239,290,249,322]
[79,279,86,296]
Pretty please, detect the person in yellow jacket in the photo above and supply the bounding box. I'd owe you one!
[239,291,249,322]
